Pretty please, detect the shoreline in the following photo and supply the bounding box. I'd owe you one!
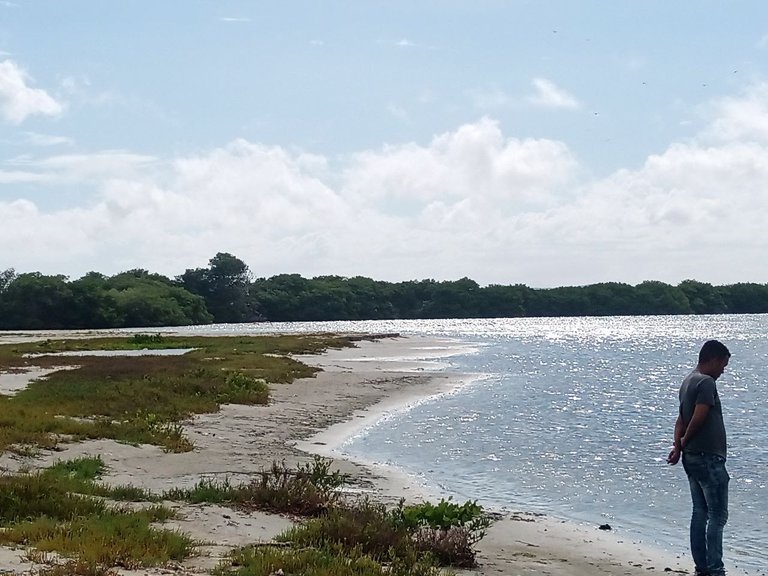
[294,337,489,505]
[0,332,738,575]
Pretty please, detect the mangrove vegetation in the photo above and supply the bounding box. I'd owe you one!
[2,252,768,329]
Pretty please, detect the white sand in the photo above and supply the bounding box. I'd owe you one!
[0,334,725,575]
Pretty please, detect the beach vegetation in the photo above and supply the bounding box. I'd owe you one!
[0,334,351,454]
[40,456,156,502]
[0,467,191,568]
[396,497,490,543]
[28,559,119,576]
[213,544,447,576]
[165,457,346,515]
[278,495,488,569]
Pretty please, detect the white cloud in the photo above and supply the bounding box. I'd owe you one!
[0,60,63,124]
[341,117,578,207]
[528,77,580,110]
[24,132,75,147]
[6,151,157,184]
[219,16,251,23]
[704,82,768,143]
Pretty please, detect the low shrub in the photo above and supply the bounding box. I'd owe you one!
[32,559,119,576]
[220,372,269,404]
[214,544,445,576]
[165,457,346,516]
[396,497,490,544]
[130,333,165,346]
[281,496,490,569]
[279,497,413,561]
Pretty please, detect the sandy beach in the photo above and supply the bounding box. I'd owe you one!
[0,334,705,575]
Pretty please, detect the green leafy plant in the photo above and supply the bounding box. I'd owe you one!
[397,497,490,542]
[130,333,165,346]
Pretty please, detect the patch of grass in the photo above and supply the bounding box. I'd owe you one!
[213,544,446,576]
[0,469,188,569]
[130,333,165,346]
[0,473,107,523]
[164,477,240,505]
[0,334,353,453]
[279,497,412,560]
[279,496,490,569]
[165,457,347,516]
[40,457,156,502]
[45,456,105,482]
[0,509,192,568]
[32,560,119,576]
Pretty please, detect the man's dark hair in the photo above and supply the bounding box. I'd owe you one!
[698,340,731,363]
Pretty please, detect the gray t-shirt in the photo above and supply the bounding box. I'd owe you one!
[679,370,727,458]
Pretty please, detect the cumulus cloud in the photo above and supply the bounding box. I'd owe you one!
[341,117,578,207]
[704,82,768,143]
[4,87,768,286]
[0,60,63,124]
[528,77,580,110]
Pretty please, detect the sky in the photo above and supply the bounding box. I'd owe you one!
[1,1,768,288]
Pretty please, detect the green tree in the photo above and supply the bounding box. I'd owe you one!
[633,281,692,315]
[678,280,727,314]
[0,273,77,329]
[718,283,768,313]
[178,253,254,323]
[105,271,212,327]
[476,284,526,317]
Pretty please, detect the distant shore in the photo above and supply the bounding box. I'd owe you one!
[0,331,720,575]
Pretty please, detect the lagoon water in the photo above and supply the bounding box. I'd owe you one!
[179,315,768,573]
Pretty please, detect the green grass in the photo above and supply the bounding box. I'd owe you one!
[165,457,347,516]
[40,456,156,502]
[0,467,189,569]
[213,544,447,576]
[0,334,353,454]
[0,509,192,568]
[30,560,119,576]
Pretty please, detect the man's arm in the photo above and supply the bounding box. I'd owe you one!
[681,403,711,448]
[667,413,686,465]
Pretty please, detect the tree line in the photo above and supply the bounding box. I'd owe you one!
[1,253,767,330]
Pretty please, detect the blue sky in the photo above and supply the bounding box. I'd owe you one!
[2,1,768,287]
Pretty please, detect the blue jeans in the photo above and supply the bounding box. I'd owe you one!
[682,451,729,575]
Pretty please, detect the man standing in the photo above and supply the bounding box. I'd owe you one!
[668,340,731,576]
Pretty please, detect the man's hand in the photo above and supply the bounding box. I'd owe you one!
[667,446,681,465]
